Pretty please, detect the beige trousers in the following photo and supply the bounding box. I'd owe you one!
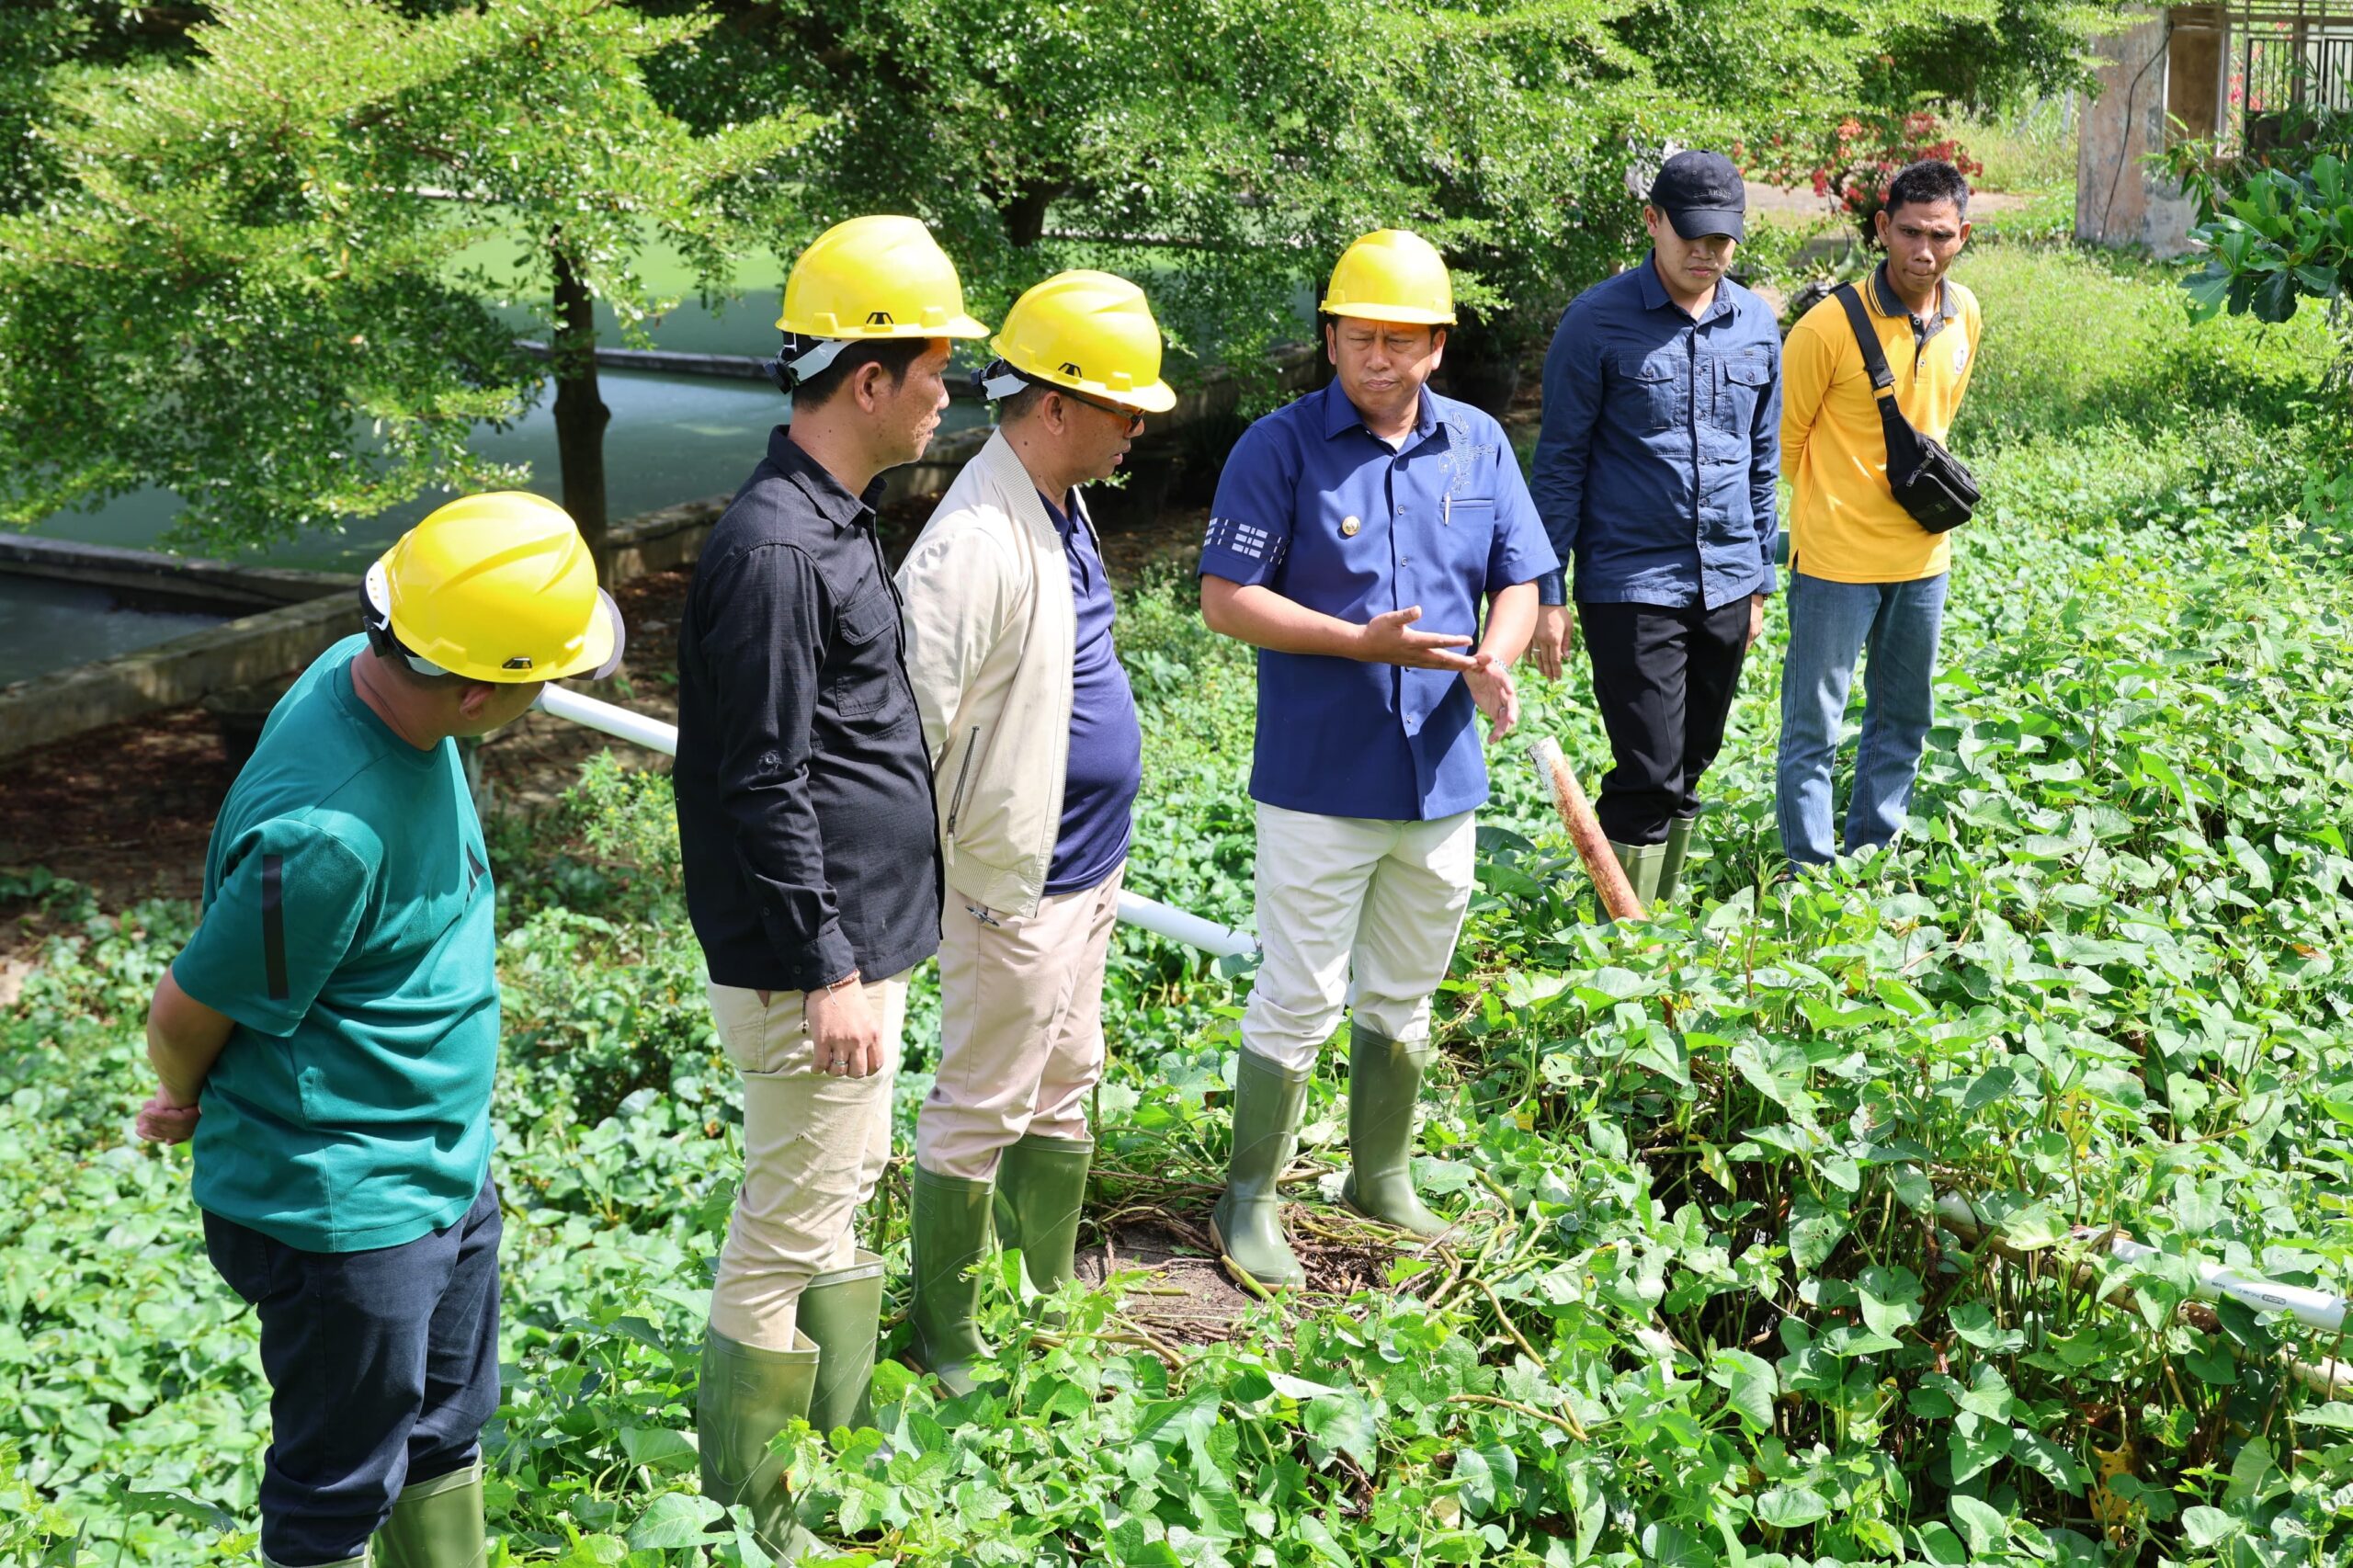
[706,971,909,1350]
[915,868,1125,1182]
[1243,803,1477,1072]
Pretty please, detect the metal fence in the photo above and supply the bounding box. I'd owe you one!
[2234,3,2353,139]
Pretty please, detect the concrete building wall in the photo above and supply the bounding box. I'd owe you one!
[2076,8,2217,256]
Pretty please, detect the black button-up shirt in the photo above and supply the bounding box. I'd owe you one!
[675,426,942,992]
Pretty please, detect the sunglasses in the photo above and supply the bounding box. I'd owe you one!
[1054,387,1147,434]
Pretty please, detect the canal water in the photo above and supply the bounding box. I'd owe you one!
[6,367,992,685]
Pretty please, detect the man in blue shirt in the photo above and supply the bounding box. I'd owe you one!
[1529,151,1780,905]
[1198,229,1557,1289]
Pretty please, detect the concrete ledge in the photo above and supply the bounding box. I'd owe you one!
[604,494,731,582]
[0,495,735,760]
[0,595,358,757]
[0,340,1318,760]
[0,535,353,614]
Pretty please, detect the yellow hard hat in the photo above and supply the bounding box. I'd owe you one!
[775,215,992,341]
[363,492,624,683]
[1320,228,1456,325]
[985,270,1177,414]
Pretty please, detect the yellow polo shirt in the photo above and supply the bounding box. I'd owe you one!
[1781,266,1982,584]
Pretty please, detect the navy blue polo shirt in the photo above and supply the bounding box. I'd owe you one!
[1040,489,1142,895]
[1529,256,1781,610]
[1200,382,1556,821]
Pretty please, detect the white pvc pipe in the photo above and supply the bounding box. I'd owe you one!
[537,683,682,755]
[1115,891,1258,960]
[1936,1194,2347,1334]
[534,684,1259,959]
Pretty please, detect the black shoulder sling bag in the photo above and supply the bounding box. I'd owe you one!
[1834,283,1978,534]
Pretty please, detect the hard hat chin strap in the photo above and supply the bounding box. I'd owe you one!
[976,358,1032,402]
[770,334,853,395]
[360,562,452,678]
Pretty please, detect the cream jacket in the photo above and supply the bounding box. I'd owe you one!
[894,430,1085,919]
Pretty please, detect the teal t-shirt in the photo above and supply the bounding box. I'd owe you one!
[172,635,499,1253]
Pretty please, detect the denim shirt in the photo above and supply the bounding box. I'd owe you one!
[1530,256,1781,611]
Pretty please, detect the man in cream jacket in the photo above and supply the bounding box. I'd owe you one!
[893,270,1176,1391]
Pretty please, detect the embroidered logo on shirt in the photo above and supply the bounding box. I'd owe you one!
[1437,416,1496,495]
[1206,515,1282,565]
[1951,340,1970,374]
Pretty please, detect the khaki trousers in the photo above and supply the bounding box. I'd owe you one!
[706,971,909,1350]
[1243,803,1477,1072]
[915,868,1124,1182]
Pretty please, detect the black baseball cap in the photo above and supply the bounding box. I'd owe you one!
[1648,150,1746,242]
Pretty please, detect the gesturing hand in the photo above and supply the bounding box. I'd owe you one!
[806,977,883,1079]
[1357,606,1480,670]
[1464,653,1520,741]
[136,1090,200,1144]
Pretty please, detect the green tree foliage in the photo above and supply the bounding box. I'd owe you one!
[0,0,813,557]
[654,0,2109,392]
[0,3,211,217]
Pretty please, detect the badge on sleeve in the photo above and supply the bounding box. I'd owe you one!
[1340,516,1361,538]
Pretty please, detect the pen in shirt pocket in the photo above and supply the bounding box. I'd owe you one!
[1443,494,1451,527]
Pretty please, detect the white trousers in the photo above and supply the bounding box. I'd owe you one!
[916,868,1124,1182]
[705,972,909,1350]
[1241,803,1477,1072]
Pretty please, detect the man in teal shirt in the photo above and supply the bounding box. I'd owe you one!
[140,493,623,1568]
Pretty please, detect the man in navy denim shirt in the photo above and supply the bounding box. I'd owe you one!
[1528,150,1780,905]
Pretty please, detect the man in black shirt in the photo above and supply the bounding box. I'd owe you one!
[674,214,989,1553]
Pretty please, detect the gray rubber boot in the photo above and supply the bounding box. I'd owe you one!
[695,1325,819,1561]
[1338,1027,1449,1237]
[1656,814,1699,904]
[907,1166,995,1396]
[1207,1049,1313,1290]
[1609,838,1667,910]
[798,1248,884,1436]
[994,1133,1094,1294]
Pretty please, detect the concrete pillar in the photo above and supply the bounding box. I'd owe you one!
[2075,8,2205,255]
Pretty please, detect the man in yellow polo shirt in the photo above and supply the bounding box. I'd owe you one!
[1775,159,1981,865]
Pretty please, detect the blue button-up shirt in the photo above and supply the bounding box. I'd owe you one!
[1530,256,1781,610]
[1200,382,1557,821]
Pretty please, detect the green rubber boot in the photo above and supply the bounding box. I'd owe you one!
[696,1325,819,1561]
[373,1460,485,1568]
[1338,1027,1450,1238]
[1207,1049,1313,1290]
[1609,838,1668,910]
[1656,815,1699,905]
[994,1133,1094,1294]
[799,1248,884,1436]
[908,1166,995,1396]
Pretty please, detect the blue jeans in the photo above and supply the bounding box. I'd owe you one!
[1775,572,1949,865]
[204,1178,502,1565]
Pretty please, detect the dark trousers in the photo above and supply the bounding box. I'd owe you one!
[1581,597,1752,845]
[204,1179,503,1566]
